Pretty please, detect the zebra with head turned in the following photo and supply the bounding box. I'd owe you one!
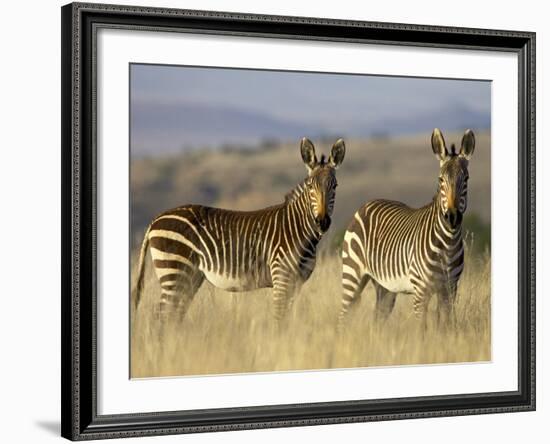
[338,128,475,330]
[133,138,345,324]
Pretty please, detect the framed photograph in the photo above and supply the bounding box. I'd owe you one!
[61,2,536,440]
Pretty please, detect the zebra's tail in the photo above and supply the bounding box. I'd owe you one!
[133,224,152,310]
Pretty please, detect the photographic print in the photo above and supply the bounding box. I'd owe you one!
[129,64,491,378]
[62,5,535,438]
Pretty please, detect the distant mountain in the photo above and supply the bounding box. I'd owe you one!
[131,102,316,156]
[357,103,491,138]
[131,101,490,157]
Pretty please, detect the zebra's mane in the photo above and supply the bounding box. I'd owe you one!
[284,180,307,204]
[284,156,327,204]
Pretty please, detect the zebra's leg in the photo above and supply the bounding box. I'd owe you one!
[158,271,204,322]
[337,274,370,331]
[285,281,303,314]
[435,295,451,332]
[448,282,458,329]
[155,271,204,342]
[339,229,369,330]
[412,286,432,333]
[436,284,457,331]
[173,271,205,321]
[373,282,397,323]
[153,250,204,337]
[272,278,296,323]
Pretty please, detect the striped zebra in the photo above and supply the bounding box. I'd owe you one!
[133,138,345,323]
[338,128,475,329]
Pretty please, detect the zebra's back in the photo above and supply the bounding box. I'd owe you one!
[148,204,279,292]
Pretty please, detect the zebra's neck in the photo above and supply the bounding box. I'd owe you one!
[431,197,463,255]
[284,181,307,204]
[285,181,323,239]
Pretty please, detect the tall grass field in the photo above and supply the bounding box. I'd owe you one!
[130,237,491,378]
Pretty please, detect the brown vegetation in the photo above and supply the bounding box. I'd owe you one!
[130,239,490,378]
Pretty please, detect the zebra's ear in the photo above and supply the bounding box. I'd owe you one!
[459,129,475,160]
[300,137,318,173]
[329,139,346,169]
[431,128,449,162]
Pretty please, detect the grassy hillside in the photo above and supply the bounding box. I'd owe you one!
[130,131,491,252]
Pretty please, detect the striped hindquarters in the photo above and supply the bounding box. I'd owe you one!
[341,210,369,309]
[339,200,419,324]
[343,200,418,290]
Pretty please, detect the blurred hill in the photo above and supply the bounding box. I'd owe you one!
[131,101,489,157]
[130,131,491,251]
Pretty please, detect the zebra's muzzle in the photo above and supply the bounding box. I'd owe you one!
[317,215,331,232]
[444,208,462,229]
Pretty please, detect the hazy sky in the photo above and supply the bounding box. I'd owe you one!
[131,64,490,156]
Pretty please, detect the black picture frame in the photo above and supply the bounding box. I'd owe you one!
[61,2,536,440]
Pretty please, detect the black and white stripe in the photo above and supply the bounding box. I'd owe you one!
[133,138,345,322]
[338,129,475,328]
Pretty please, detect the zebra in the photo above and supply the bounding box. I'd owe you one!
[338,128,475,330]
[133,137,345,324]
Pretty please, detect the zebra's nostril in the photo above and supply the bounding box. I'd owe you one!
[318,216,331,232]
[446,209,459,227]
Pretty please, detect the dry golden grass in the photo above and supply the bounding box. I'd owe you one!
[130,239,491,378]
